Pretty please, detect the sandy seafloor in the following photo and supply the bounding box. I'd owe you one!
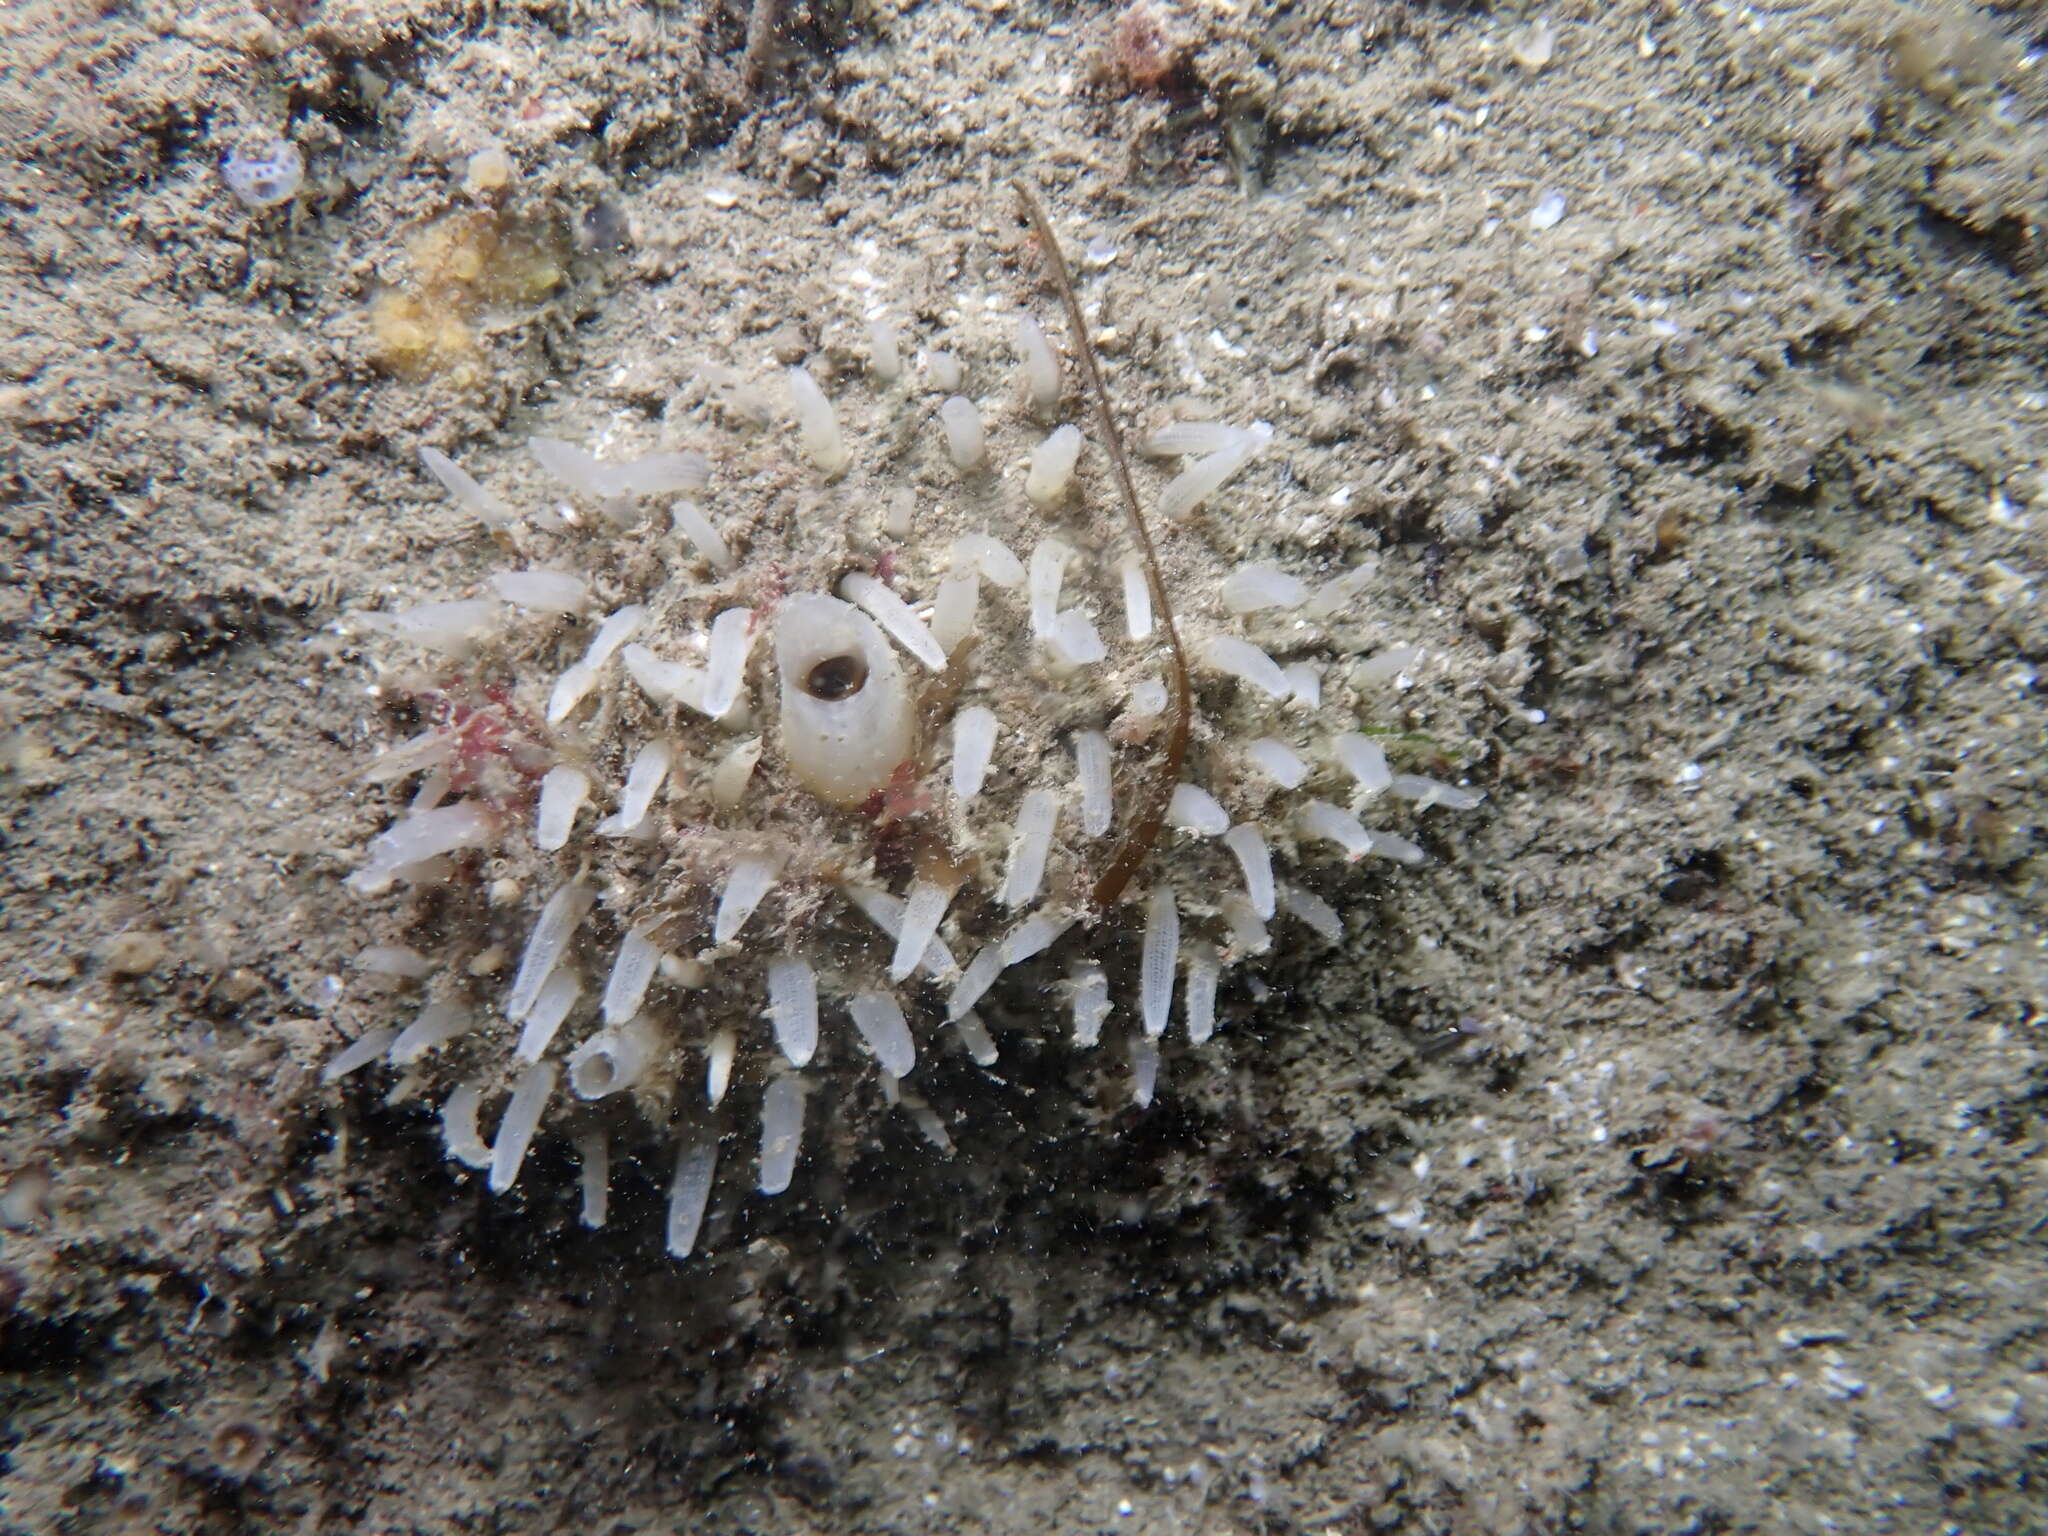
[2,0,2046,1531]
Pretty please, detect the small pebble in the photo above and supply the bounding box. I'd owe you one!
[101,930,169,976]
[1529,189,1567,231]
[0,1166,52,1229]
[578,200,631,252]
[463,146,515,197]
[217,968,265,1004]
[1510,19,1556,70]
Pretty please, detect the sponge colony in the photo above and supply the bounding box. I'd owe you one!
[370,211,568,385]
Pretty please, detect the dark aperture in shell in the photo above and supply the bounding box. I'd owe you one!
[804,654,868,701]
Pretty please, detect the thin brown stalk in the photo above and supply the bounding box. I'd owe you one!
[1013,177,1191,911]
[741,0,781,90]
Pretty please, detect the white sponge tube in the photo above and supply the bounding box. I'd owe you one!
[774,594,916,807]
[567,1018,659,1100]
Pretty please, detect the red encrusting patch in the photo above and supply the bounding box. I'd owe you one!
[875,759,931,828]
[418,684,551,795]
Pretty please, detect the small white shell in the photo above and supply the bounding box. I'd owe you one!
[848,991,917,1078]
[1025,424,1081,507]
[488,1061,557,1194]
[939,395,987,471]
[714,852,786,945]
[534,766,590,851]
[759,1076,805,1194]
[419,445,517,528]
[999,789,1058,908]
[389,1002,473,1065]
[1015,314,1061,415]
[1333,733,1392,795]
[508,881,595,1022]
[891,879,956,983]
[1245,739,1310,790]
[766,957,820,1066]
[1200,636,1290,698]
[789,366,849,477]
[952,706,999,802]
[609,742,673,836]
[1120,556,1154,641]
[491,569,588,613]
[840,572,946,672]
[703,608,756,719]
[1300,800,1374,860]
[1028,539,1069,639]
[514,969,582,1062]
[1184,944,1221,1044]
[671,501,735,574]
[954,533,1027,590]
[321,1028,398,1084]
[1075,730,1113,837]
[666,1132,719,1260]
[1141,886,1178,1038]
[1167,784,1229,837]
[1158,425,1269,518]
[1223,824,1276,920]
[602,929,663,1025]
[1220,563,1308,615]
[868,319,903,383]
[930,570,980,657]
